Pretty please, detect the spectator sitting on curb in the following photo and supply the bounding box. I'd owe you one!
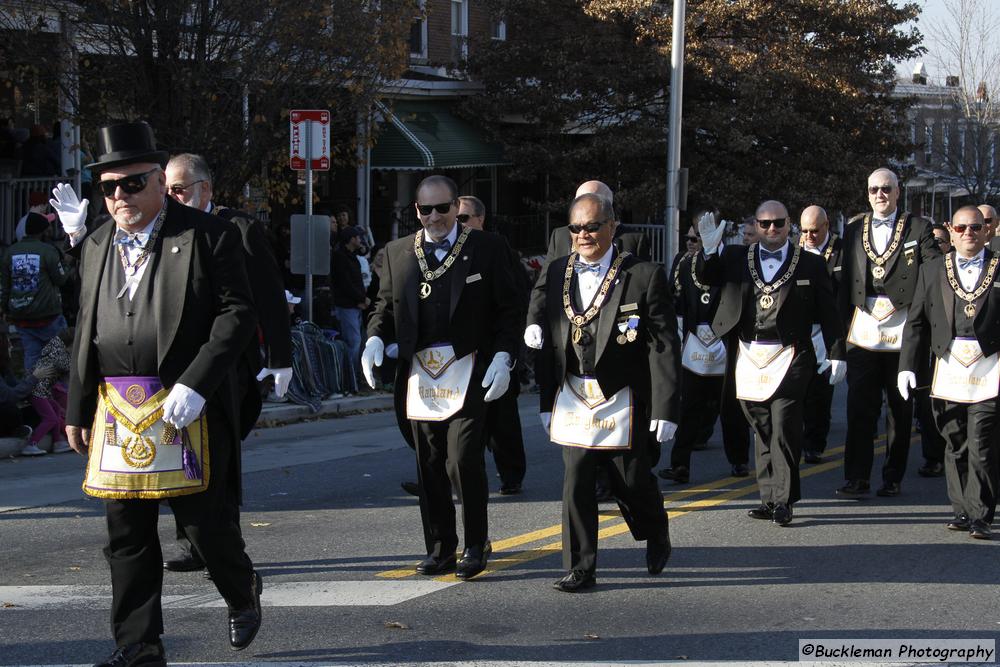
[0,337,58,455]
[27,327,73,454]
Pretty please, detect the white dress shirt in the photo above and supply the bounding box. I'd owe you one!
[870,210,898,255]
[114,211,161,301]
[758,241,789,283]
[955,248,986,293]
[423,223,459,262]
[575,245,615,306]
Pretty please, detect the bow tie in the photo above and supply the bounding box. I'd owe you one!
[871,218,893,229]
[760,249,783,263]
[958,256,983,270]
[424,238,452,255]
[114,230,149,248]
[574,261,602,275]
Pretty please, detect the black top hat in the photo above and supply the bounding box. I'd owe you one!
[86,121,169,173]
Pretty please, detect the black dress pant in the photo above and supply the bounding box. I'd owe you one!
[482,382,526,487]
[561,406,668,575]
[932,397,999,523]
[410,391,489,558]
[671,368,750,468]
[802,367,834,454]
[740,350,813,506]
[917,387,946,464]
[104,409,254,646]
[844,346,913,484]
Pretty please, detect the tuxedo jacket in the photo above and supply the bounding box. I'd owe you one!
[527,227,651,327]
[67,198,257,437]
[802,234,844,295]
[699,244,846,362]
[537,253,680,423]
[672,251,724,335]
[838,212,940,323]
[899,250,1000,370]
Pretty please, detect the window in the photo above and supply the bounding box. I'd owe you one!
[909,121,916,161]
[959,125,966,166]
[941,121,949,161]
[924,122,933,166]
[490,18,506,41]
[451,0,468,61]
[410,0,427,60]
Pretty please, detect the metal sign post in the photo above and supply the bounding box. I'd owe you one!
[289,109,331,322]
[664,0,687,267]
[305,121,314,321]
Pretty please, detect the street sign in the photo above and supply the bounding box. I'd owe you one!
[290,214,331,276]
[290,109,330,171]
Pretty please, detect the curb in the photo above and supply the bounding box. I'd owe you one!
[256,392,394,425]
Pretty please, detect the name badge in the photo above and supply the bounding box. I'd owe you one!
[904,240,917,248]
[833,266,842,272]
[796,279,809,286]
[465,273,482,284]
[619,303,639,313]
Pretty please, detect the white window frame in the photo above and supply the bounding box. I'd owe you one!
[410,0,428,61]
[924,122,934,166]
[451,0,469,60]
[490,18,507,41]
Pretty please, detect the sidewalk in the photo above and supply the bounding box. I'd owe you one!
[256,390,393,424]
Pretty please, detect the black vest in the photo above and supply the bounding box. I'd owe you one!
[416,254,455,349]
[740,252,784,341]
[864,222,900,298]
[952,263,990,338]
[566,274,602,376]
[95,239,160,377]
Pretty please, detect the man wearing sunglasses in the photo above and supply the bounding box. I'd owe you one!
[797,205,844,465]
[457,195,529,496]
[49,121,262,665]
[697,201,846,526]
[161,153,292,577]
[532,192,678,591]
[362,175,521,581]
[898,206,1000,540]
[660,211,751,486]
[977,204,999,250]
[838,168,941,499]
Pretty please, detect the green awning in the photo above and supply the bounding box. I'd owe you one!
[371,100,507,171]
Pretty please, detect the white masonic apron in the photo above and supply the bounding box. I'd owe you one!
[550,374,633,450]
[735,340,796,402]
[681,324,727,376]
[406,344,475,421]
[847,296,906,351]
[931,337,1000,403]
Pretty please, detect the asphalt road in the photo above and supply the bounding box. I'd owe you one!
[1,388,998,666]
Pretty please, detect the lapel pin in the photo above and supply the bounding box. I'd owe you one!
[171,246,180,254]
[463,255,468,261]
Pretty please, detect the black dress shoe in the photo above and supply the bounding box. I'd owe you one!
[658,465,690,484]
[772,503,793,526]
[228,571,262,650]
[415,553,457,575]
[456,541,492,580]
[876,482,901,497]
[499,481,522,495]
[802,450,822,464]
[400,481,420,496]
[552,569,596,592]
[163,552,205,572]
[969,520,993,540]
[94,641,166,667]
[918,461,945,477]
[747,503,774,520]
[731,463,750,477]
[947,514,971,531]
[836,480,870,496]
[646,535,672,575]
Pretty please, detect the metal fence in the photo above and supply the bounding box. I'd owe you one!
[1,177,71,245]
[619,223,668,264]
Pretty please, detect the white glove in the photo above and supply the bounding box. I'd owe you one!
[828,360,847,386]
[540,412,552,432]
[482,351,513,402]
[697,211,726,254]
[649,419,678,443]
[361,336,384,389]
[897,370,916,401]
[49,183,89,235]
[162,383,206,429]
[385,343,399,359]
[523,324,543,350]
[256,367,293,398]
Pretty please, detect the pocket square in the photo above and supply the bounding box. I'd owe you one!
[465,273,482,284]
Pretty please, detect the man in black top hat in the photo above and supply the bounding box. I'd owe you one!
[50,121,262,666]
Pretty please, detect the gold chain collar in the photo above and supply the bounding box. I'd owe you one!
[413,226,471,282]
[747,243,801,300]
[689,251,712,304]
[562,250,631,327]
[115,200,168,278]
[945,252,998,312]
[862,214,906,274]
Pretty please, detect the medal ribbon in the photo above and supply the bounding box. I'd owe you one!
[562,251,631,327]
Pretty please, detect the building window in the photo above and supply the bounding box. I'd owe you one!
[909,121,916,161]
[410,1,427,60]
[959,126,966,165]
[991,133,996,173]
[490,18,507,41]
[924,122,933,166]
[451,0,468,61]
[941,122,949,161]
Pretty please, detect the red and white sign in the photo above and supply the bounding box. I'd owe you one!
[290,109,331,171]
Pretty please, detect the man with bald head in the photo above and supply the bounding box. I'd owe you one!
[798,205,844,464]
[838,168,941,499]
[977,204,999,250]
[696,201,845,525]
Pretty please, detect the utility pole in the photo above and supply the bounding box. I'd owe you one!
[664,0,686,266]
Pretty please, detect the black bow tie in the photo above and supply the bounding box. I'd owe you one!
[760,249,783,262]
[424,238,452,255]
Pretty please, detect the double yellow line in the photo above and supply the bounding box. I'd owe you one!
[377,437,893,582]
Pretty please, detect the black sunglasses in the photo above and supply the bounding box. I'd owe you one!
[568,220,610,234]
[755,218,787,229]
[456,214,471,223]
[951,223,984,234]
[416,201,454,216]
[168,179,205,195]
[868,185,894,195]
[98,168,159,197]
[984,217,994,225]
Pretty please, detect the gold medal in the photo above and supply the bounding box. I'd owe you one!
[700,292,711,305]
[965,303,977,318]
[759,294,774,309]
[872,265,886,280]
[419,282,432,299]
[617,334,627,345]
[626,328,638,342]
[572,327,592,346]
